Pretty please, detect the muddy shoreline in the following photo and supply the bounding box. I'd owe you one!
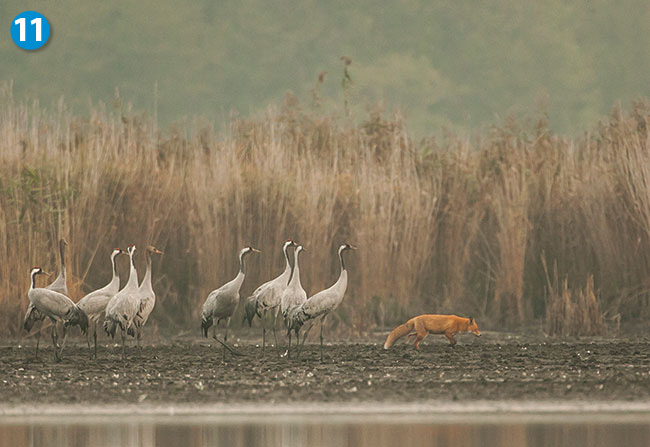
[2,332,650,407]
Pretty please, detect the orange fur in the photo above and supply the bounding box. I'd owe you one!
[383,314,481,350]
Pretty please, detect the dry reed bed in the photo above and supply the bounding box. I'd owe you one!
[1,89,650,336]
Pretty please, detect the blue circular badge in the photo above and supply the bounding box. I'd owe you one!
[11,11,50,50]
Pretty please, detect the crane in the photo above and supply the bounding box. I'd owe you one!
[202,246,261,359]
[279,245,306,357]
[104,245,140,360]
[24,238,69,358]
[77,248,124,358]
[289,243,356,361]
[243,239,297,353]
[27,267,89,362]
[133,245,164,349]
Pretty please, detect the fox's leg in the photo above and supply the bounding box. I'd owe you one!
[413,323,428,350]
[445,331,457,347]
[406,332,417,344]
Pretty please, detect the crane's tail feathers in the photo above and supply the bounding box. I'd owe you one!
[23,305,42,332]
[287,308,309,335]
[201,316,213,338]
[65,306,89,335]
[242,297,258,327]
[103,318,117,339]
[384,320,414,349]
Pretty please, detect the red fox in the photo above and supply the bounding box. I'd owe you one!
[383,314,481,350]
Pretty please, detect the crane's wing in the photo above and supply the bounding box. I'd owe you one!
[77,290,114,319]
[28,288,76,319]
[301,290,334,320]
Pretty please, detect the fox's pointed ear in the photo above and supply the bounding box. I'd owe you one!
[469,316,474,324]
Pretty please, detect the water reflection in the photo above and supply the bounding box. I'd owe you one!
[2,417,650,447]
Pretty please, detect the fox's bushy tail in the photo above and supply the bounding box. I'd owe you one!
[383,319,415,349]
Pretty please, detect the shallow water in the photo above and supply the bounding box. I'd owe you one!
[2,412,650,447]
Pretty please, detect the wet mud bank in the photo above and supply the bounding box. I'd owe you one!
[2,335,650,406]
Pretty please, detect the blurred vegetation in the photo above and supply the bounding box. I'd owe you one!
[1,1,650,135]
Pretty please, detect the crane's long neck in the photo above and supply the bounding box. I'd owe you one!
[111,254,119,277]
[141,251,152,289]
[30,272,37,290]
[283,244,292,272]
[281,244,293,282]
[332,248,348,291]
[289,251,302,289]
[231,252,247,292]
[59,240,66,280]
[126,252,139,288]
[239,252,247,275]
[109,253,120,288]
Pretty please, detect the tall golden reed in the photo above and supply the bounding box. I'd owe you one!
[2,86,650,337]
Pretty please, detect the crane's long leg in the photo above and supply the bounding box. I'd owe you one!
[272,308,281,355]
[320,316,326,362]
[227,317,234,361]
[225,318,230,343]
[93,323,98,359]
[287,331,292,359]
[86,321,92,357]
[296,323,314,359]
[35,318,44,359]
[121,328,126,360]
[59,325,68,359]
[222,327,226,362]
[136,326,142,354]
[261,310,267,355]
[51,323,60,362]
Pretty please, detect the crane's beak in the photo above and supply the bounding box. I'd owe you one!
[154,249,164,255]
[349,245,358,250]
[43,271,52,277]
[252,248,262,254]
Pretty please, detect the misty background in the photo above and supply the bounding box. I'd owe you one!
[2,0,650,136]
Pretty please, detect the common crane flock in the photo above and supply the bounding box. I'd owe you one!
[23,238,356,363]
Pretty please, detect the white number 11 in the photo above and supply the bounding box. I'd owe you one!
[14,17,42,42]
